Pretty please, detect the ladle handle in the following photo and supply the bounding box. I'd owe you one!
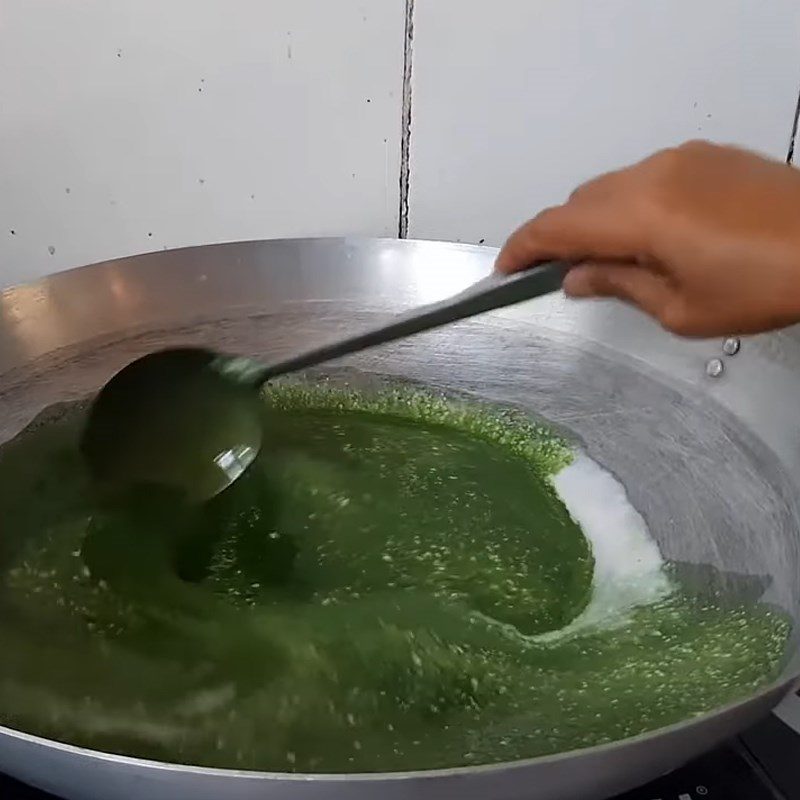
[253,261,569,384]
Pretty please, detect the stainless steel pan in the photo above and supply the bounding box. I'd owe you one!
[0,238,798,800]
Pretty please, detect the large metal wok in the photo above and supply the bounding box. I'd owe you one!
[0,238,798,800]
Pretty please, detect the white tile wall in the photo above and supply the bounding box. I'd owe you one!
[407,0,800,246]
[2,1,800,289]
[0,0,405,285]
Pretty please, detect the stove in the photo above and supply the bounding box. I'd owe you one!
[2,695,799,800]
[617,691,800,800]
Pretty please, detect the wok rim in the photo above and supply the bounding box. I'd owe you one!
[0,673,795,782]
[0,237,798,787]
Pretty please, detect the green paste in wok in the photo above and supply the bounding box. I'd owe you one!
[0,382,790,772]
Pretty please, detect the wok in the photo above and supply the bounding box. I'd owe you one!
[0,237,798,800]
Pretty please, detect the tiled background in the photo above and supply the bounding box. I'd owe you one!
[1,0,799,286]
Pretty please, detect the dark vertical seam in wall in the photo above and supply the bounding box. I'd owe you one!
[787,81,800,164]
[398,0,415,237]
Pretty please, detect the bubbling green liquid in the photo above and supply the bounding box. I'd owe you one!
[0,382,790,772]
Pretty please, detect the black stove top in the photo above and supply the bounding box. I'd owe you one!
[1,714,798,800]
[617,714,800,800]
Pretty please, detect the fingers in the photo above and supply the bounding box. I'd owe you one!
[495,198,652,275]
[564,262,679,326]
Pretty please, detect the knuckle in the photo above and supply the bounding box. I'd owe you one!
[648,145,680,167]
[649,146,684,176]
[568,175,604,202]
[679,139,713,153]
[532,205,563,225]
[639,144,706,224]
[525,205,567,240]
[650,139,709,172]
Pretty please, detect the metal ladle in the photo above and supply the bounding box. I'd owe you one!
[80,262,567,502]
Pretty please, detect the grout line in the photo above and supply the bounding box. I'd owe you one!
[786,81,800,164]
[397,0,415,238]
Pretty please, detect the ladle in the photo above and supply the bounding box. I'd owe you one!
[80,261,567,502]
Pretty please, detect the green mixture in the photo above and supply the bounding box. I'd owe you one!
[0,382,789,772]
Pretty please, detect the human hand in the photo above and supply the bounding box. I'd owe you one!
[496,141,800,337]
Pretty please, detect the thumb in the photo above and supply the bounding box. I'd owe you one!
[564,263,674,321]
